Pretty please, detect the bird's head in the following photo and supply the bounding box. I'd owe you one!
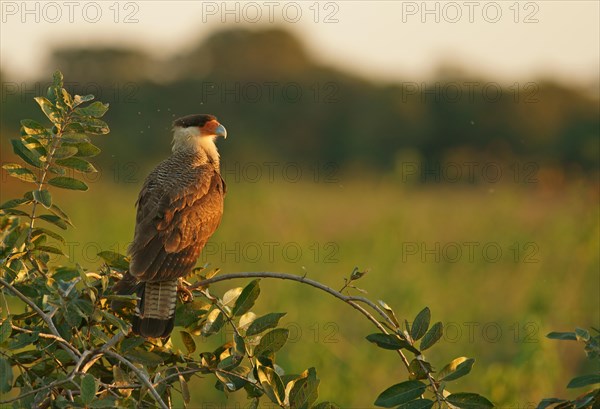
[171,114,227,156]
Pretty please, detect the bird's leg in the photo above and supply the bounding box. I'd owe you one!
[177,278,194,303]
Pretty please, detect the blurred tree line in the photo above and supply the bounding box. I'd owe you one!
[1,28,598,179]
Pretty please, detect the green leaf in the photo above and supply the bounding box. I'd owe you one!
[78,117,110,134]
[215,365,250,392]
[0,208,30,217]
[180,374,191,404]
[366,333,416,353]
[288,367,319,409]
[52,146,79,159]
[57,88,73,111]
[31,228,65,244]
[38,214,68,230]
[408,359,433,381]
[55,157,97,173]
[217,355,243,371]
[34,96,61,122]
[420,322,443,350]
[254,328,289,357]
[35,245,65,256]
[239,312,257,330]
[396,399,434,409]
[97,251,129,270]
[3,163,37,182]
[11,139,43,168]
[52,267,79,282]
[71,142,101,157]
[9,332,38,349]
[73,94,95,107]
[202,309,225,336]
[47,176,88,191]
[64,303,83,327]
[246,312,286,336]
[80,374,98,405]
[119,336,145,353]
[350,266,367,281]
[536,398,565,409]
[573,391,597,409]
[76,101,109,118]
[62,133,90,143]
[439,357,475,382]
[0,318,12,344]
[546,331,577,340]
[374,381,426,407]
[20,119,48,136]
[53,70,64,87]
[222,287,243,306]
[48,165,66,175]
[378,300,400,328]
[33,189,52,208]
[179,331,196,354]
[232,279,261,316]
[49,203,72,224]
[446,393,494,409]
[0,357,12,393]
[175,300,209,327]
[0,198,29,209]
[257,365,285,405]
[566,374,600,388]
[233,332,246,356]
[410,307,430,341]
[46,81,59,103]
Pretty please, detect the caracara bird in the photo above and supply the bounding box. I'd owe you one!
[112,114,227,338]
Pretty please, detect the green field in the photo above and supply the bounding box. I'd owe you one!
[1,168,598,407]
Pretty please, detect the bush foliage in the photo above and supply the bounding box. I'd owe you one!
[0,72,597,408]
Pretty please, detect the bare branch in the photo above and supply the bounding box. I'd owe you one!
[192,273,411,366]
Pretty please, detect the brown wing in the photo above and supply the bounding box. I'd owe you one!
[129,165,225,282]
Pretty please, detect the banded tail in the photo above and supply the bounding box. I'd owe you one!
[112,274,178,338]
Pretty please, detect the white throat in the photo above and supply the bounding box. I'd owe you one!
[172,126,220,164]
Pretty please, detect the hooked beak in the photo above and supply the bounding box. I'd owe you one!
[215,124,227,139]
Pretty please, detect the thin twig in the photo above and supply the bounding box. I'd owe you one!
[11,324,73,345]
[104,350,169,409]
[191,272,398,328]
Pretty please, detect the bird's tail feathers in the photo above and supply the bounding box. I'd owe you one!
[132,280,178,339]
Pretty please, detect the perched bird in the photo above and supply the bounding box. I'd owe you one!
[113,114,227,338]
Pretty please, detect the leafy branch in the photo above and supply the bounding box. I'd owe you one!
[537,328,600,409]
[189,271,492,408]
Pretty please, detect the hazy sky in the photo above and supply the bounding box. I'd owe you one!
[1,1,598,86]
